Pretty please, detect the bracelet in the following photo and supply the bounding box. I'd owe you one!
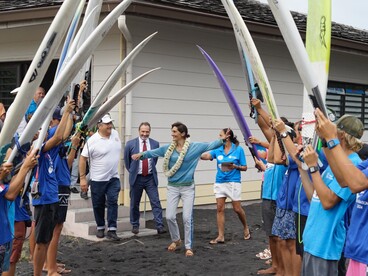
[71,146,78,151]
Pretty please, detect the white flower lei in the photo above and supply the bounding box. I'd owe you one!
[163,138,191,177]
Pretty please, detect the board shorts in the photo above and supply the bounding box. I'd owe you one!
[0,242,11,273]
[10,221,27,264]
[262,199,277,237]
[34,202,59,244]
[214,182,242,201]
[302,252,338,276]
[57,186,70,224]
[295,213,307,256]
[271,207,296,240]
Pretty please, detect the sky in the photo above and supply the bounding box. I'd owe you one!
[257,0,368,31]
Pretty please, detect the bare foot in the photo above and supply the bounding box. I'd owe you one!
[257,267,277,275]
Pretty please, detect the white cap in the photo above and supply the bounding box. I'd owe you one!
[99,114,113,124]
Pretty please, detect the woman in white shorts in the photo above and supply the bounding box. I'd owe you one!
[201,128,249,244]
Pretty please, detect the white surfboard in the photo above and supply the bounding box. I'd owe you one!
[79,32,158,130]
[0,0,80,163]
[7,0,133,163]
[88,68,161,128]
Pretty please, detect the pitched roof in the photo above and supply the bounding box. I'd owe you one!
[1,0,367,44]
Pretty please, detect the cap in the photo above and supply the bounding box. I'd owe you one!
[336,114,364,139]
[52,106,62,121]
[99,114,113,124]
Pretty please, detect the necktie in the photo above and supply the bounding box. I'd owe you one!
[142,140,148,176]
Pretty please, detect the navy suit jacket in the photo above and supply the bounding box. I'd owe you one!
[124,137,159,187]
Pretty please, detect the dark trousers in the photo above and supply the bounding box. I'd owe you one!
[130,174,163,229]
[90,178,120,231]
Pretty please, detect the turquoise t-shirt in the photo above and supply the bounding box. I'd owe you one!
[303,152,361,260]
[210,143,247,183]
[143,139,223,186]
[262,164,287,200]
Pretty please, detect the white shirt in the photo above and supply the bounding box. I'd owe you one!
[81,129,121,181]
[139,137,152,174]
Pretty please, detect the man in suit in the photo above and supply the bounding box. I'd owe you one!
[124,122,166,234]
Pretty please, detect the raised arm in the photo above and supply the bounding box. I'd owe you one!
[303,145,341,209]
[315,108,368,192]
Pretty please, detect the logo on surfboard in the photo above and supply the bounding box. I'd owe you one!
[320,16,327,49]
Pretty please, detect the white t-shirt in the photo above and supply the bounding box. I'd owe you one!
[81,129,121,181]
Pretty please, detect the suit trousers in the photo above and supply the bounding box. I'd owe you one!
[130,174,164,229]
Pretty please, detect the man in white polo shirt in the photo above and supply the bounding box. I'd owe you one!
[79,114,121,241]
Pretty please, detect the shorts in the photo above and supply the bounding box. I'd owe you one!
[302,252,338,276]
[10,221,27,263]
[271,208,296,240]
[0,242,11,274]
[295,213,307,256]
[34,203,59,244]
[262,199,277,237]
[57,186,70,224]
[214,182,242,201]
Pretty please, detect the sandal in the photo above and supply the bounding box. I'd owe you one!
[244,228,251,240]
[209,238,225,244]
[256,248,268,258]
[259,249,272,260]
[167,239,181,252]
[185,249,194,257]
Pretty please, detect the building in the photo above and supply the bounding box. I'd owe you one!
[1,0,368,209]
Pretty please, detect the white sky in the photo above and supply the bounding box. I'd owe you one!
[257,0,368,31]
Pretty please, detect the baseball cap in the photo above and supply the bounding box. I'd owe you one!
[52,106,62,121]
[336,114,364,139]
[99,114,113,124]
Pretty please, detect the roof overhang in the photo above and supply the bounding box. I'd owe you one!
[1,0,367,55]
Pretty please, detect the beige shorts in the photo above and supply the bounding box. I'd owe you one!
[214,182,242,201]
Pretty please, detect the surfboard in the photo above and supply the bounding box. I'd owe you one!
[197,46,260,162]
[0,0,80,164]
[267,0,329,119]
[55,0,87,78]
[78,32,158,131]
[87,68,161,128]
[221,0,280,120]
[7,0,133,163]
[302,0,331,147]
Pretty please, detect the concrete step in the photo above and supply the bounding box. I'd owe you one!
[66,206,130,223]
[85,217,146,235]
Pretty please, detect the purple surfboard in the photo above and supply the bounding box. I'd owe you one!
[197,45,260,162]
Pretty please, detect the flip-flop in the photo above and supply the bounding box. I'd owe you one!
[244,233,251,240]
[167,239,181,252]
[185,249,194,257]
[209,239,225,244]
[58,268,72,274]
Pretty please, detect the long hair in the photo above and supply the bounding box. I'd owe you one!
[222,128,239,146]
[339,130,363,152]
[171,122,190,138]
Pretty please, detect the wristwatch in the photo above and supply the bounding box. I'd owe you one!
[280,131,288,139]
[327,138,340,150]
[308,166,319,174]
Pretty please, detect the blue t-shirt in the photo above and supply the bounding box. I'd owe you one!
[344,159,368,264]
[143,139,223,186]
[262,164,287,200]
[32,126,60,205]
[55,143,71,186]
[14,195,31,222]
[0,184,12,245]
[303,152,361,260]
[210,143,247,183]
[292,149,329,216]
[24,100,37,122]
[276,157,299,210]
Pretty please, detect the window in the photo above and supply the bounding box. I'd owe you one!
[326,81,368,129]
[0,60,91,111]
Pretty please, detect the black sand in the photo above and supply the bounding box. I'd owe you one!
[16,203,271,275]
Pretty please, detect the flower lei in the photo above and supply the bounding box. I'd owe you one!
[163,138,191,177]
